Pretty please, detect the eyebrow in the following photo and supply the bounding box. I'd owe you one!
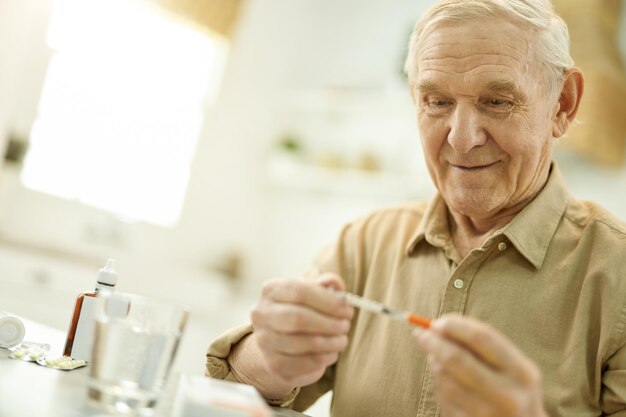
[485,80,522,97]
[415,79,525,99]
[414,80,441,94]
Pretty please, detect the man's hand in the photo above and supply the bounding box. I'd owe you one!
[229,273,353,399]
[412,315,548,417]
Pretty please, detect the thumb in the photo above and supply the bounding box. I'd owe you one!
[316,272,346,292]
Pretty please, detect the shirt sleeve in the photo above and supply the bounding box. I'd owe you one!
[601,321,626,414]
[302,221,358,292]
[205,323,253,382]
[204,323,301,407]
[602,355,626,415]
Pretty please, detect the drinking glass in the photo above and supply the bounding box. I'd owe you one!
[88,291,188,415]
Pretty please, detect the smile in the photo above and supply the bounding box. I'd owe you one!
[450,161,499,171]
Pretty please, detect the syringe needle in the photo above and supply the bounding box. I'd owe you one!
[332,290,431,329]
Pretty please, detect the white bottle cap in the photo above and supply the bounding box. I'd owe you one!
[97,258,118,287]
[0,315,25,348]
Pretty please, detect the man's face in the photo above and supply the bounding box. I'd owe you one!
[412,16,559,220]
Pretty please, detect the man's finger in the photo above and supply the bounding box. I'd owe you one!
[264,350,338,383]
[429,359,491,417]
[413,327,503,397]
[430,315,538,383]
[262,277,353,319]
[256,330,349,356]
[316,272,346,291]
[255,302,350,335]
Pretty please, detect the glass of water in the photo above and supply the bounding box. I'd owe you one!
[88,291,188,415]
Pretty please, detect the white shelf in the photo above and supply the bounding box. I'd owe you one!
[266,154,434,199]
[284,85,414,116]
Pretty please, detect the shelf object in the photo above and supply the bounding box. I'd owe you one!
[266,153,434,199]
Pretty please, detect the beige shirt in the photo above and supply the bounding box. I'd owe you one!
[206,164,626,417]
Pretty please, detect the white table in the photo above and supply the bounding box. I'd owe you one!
[0,317,309,417]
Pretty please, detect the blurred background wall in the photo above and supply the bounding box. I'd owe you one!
[0,1,625,415]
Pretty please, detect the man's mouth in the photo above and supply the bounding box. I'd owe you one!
[450,161,499,171]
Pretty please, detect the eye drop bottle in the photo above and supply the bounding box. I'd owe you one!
[63,259,118,360]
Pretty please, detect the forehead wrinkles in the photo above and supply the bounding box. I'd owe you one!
[416,20,536,86]
[418,39,532,81]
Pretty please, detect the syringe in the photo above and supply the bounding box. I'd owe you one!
[332,290,431,328]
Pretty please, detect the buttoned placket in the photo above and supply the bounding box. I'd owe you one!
[415,241,501,417]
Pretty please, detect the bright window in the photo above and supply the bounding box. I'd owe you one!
[22,0,228,227]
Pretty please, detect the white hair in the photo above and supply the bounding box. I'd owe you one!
[404,0,574,92]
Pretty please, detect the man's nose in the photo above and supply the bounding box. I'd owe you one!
[447,105,487,153]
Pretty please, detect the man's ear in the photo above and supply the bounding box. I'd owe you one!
[409,81,418,105]
[553,68,584,138]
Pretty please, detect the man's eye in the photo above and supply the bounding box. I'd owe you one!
[486,98,512,107]
[424,99,452,112]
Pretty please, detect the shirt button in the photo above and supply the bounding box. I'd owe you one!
[497,242,507,251]
[453,279,464,289]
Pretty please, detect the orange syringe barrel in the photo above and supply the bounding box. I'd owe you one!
[407,314,431,328]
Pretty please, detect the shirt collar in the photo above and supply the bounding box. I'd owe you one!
[406,193,450,254]
[406,162,568,269]
[501,163,568,269]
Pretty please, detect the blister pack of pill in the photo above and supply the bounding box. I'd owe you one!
[37,356,87,370]
[8,341,50,362]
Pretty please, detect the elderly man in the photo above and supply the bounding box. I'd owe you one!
[206,1,626,416]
